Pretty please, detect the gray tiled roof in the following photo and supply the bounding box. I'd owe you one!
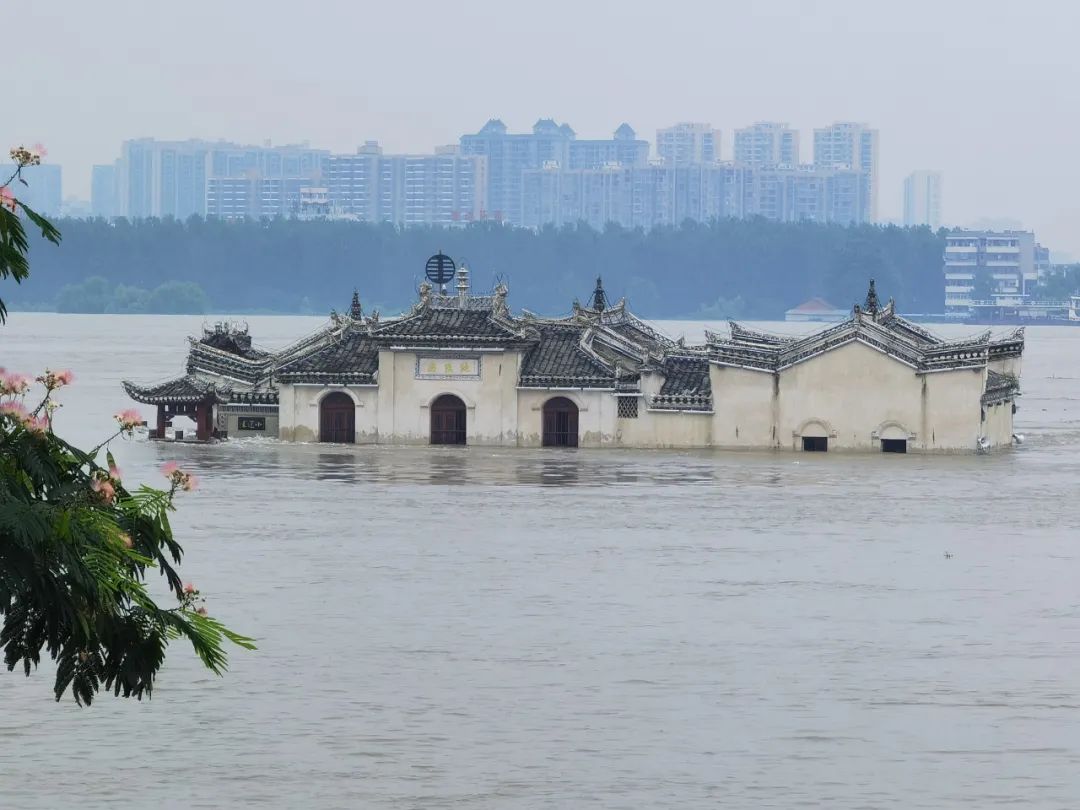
[199,330,269,359]
[519,324,616,388]
[122,375,279,405]
[659,356,711,396]
[371,306,521,343]
[122,375,231,405]
[652,356,713,411]
[982,369,1020,405]
[275,331,379,383]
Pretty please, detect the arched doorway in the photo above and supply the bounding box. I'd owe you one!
[542,396,579,447]
[431,394,467,445]
[319,392,355,443]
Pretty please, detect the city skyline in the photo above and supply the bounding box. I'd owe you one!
[14,119,901,231]
[81,120,879,230]
[9,0,1079,250]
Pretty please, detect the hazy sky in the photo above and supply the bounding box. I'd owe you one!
[9,0,1080,254]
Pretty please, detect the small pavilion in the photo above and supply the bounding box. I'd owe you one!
[122,376,229,441]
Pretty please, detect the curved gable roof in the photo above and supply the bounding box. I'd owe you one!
[275,330,379,384]
[519,324,616,388]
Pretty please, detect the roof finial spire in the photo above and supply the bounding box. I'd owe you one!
[456,263,470,300]
[864,279,879,315]
[349,289,362,320]
[590,276,608,313]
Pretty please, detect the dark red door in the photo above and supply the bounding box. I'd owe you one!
[320,392,355,443]
[542,397,579,447]
[430,395,466,445]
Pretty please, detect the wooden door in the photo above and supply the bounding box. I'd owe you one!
[431,395,466,445]
[542,397,579,447]
[320,392,355,443]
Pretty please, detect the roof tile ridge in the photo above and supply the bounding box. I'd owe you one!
[576,327,618,376]
[189,339,267,362]
[781,317,857,357]
[887,313,944,345]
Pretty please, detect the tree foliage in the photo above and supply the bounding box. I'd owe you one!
[1032,264,1080,300]
[1,148,253,704]
[14,215,948,316]
[55,276,208,314]
[0,147,61,323]
[0,374,254,705]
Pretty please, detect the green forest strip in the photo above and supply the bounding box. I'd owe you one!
[10,217,959,317]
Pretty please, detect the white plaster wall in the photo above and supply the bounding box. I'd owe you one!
[377,350,522,445]
[778,341,917,450]
[709,365,777,448]
[516,389,614,447]
[277,384,299,441]
[776,340,983,452]
[982,399,1016,449]
[639,369,664,397]
[920,369,983,452]
[616,408,713,448]
[278,384,378,443]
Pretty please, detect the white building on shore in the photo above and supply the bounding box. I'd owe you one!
[125,270,1024,454]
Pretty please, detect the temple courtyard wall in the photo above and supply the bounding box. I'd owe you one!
[775,341,986,452]
[273,341,1011,452]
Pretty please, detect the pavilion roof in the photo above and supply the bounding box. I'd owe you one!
[122,375,278,405]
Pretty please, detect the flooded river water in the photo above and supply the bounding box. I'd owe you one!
[2,314,1080,808]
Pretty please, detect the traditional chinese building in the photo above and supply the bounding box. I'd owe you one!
[123,273,1025,453]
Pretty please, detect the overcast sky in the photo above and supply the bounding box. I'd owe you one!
[9,0,1080,255]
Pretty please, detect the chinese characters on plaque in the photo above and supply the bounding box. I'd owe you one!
[416,357,481,380]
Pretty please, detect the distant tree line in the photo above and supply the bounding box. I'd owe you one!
[52,277,209,314]
[12,216,950,317]
[1032,264,1080,301]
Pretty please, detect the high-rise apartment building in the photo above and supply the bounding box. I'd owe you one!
[734,122,800,167]
[312,143,488,226]
[14,164,62,216]
[903,170,943,229]
[813,122,879,222]
[205,176,315,220]
[752,165,864,226]
[116,139,328,219]
[118,139,210,218]
[380,148,487,227]
[943,230,1042,311]
[522,160,870,232]
[326,142,385,221]
[460,119,645,226]
[656,122,721,166]
[567,124,649,170]
[459,119,574,225]
[91,164,118,218]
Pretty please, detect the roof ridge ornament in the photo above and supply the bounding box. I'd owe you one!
[456,263,470,300]
[492,282,509,318]
[590,276,608,313]
[349,290,363,320]
[424,252,456,293]
[417,280,432,311]
[864,279,880,315]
